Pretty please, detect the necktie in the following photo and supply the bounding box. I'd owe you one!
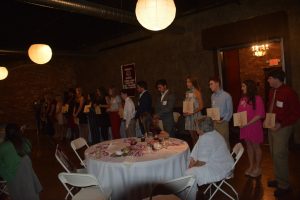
[269,89,277,113]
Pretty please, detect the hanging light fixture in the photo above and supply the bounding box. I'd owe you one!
[28,44,52,64]
[135,0,176,31]
[251,44,269,57]
[0,66,8,80]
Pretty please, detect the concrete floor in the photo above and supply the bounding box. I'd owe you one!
[4,130,299,200]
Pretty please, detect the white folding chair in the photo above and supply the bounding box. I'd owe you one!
[55,144,87,174]
[204,143,244,200]
[173,112,181,123]
[58,172,111,200]
[70,137,89,168]
[0,180,9,196]
[145,175,196,200]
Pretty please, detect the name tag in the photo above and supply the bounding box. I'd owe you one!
[162,101,167,105]
[240,100,246,107]
[276,101,283,108]
[212,100,216,106]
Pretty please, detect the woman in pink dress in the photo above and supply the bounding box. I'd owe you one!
[237,80,265,178]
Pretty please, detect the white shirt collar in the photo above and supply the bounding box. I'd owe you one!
[139,90,147,98]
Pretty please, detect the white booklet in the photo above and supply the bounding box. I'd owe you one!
[95,106,101,115]
[206,108,220,121]
[83,104,91,113]
[183,100,194,114]
[119,107,124,118]
[62,104,69,113]
[263,113,276,128]
[233,111,247,127]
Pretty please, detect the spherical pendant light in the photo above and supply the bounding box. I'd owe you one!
[0,66,8,80]
[135,0,176,31]
[28,44,52,64]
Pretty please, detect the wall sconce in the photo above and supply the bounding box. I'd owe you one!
[28,44,52,64]
[135,0,176,31]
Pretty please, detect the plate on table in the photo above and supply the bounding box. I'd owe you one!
[111,150,126,157]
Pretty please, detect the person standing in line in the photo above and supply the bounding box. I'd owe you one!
[209,77,233,149]
[155,79,176,136]
[237,80,265,178]
[135,81,152,135]
[85,93,100,144]
[94,88,110,141]
[120,89,136,137]
[32,96,43,134]
[265,69,300,197]
[107,86,122,139]
[45,94,56,136]
[184,76,204,146]
[65,88,76,140]
[54,95,64,140]
[73,87,89,140]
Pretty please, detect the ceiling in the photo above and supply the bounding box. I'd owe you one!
[0,0,237,53]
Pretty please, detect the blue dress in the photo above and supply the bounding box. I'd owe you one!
[185,88,202,131]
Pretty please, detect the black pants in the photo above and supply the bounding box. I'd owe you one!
[100,126,109,141]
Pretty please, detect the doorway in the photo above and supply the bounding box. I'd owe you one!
[218,39,284,111]
[217,39,285,143]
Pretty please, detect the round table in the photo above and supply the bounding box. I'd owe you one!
[85,137,190,200]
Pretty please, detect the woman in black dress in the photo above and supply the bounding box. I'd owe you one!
[73,87,89,141]
[95,88,110,141]
[64,88,77,140]
[86,93,100,144]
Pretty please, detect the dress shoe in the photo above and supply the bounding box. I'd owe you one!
[267,180,278,188]
[274,187,291,197]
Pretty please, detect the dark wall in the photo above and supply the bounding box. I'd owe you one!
[76,33,214,106]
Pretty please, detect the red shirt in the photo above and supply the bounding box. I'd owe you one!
[268,84,300,127]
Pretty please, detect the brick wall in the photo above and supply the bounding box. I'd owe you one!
[0,58,78,128]
[239,41,282,102]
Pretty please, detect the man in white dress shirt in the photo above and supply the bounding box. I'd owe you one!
[121,89,136,137]
[209,77,233,149]
[185,117,234,199]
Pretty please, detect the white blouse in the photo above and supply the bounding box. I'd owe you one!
[186,130,234,186]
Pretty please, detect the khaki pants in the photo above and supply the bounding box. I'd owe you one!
[268,126,292,188]
[214,121,230,150]
[139,112,152,134]
[125,119,136,138]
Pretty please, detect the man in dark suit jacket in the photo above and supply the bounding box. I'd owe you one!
[135,81,152,134]
[155,79,176,136]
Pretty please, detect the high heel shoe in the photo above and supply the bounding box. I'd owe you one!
[250,168,262,178]
[244,168,252,176]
